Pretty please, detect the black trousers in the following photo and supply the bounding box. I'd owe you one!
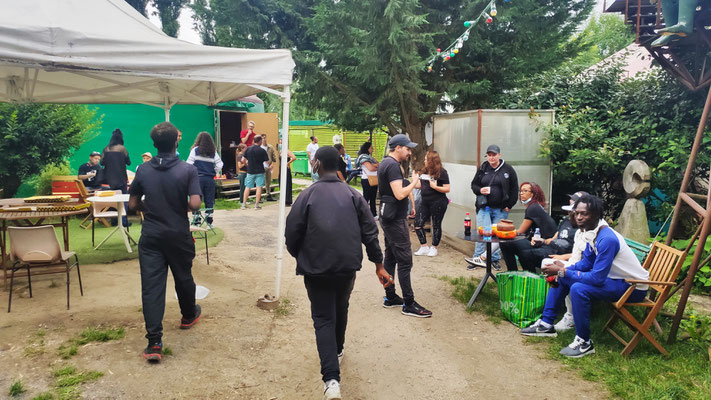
[138,234,197,343]
[198,175,215,210]
[380,218,415,305]
[279,167,293,205]
[361,179,378,217]
[304,273,356,383]
[414,197,448,246]
[500,239,554,273]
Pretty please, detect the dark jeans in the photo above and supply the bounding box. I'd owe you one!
[279,167,293,205]
[238,172,247,203]
[304,273,356,383]
[198,175,215,210]
[500,238,538,272]
[138,234,197,343]
[414,197,448,246]
[361,179,378,217]
[380,218,414,305]
[516,244,561,272]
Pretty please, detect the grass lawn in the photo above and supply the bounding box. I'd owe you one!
[3,216,224,267]
[442,275,711,400]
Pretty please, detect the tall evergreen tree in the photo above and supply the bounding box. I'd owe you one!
[194,0,594,164]
[125,0,149,16]
[153,0,188,38]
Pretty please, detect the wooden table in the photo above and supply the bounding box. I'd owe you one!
[0,201,88,284]
[87,194,136,253]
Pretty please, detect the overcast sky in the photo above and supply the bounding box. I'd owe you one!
[147,0,611,45]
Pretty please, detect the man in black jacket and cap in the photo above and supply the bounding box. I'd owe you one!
[466,144,519,270]
[285,146,392,400]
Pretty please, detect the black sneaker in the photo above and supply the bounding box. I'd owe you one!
[180,305,202,329]
[401,301,432,318]
[382,295,404,309]
[492,261,501,271]
[520,319,557,337]
[143,342,162,362]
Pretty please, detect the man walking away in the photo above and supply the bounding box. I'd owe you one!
[129,122,203,363]
[286,146,393,400]
[242,135,270,209]
[378,134,432,318]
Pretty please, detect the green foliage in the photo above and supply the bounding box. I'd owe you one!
[0,103,100,198]
[27,162,72,196]
[439,275,503,323]
[162,345,173,356]
[194,0,595,164]
[668,236,711,291]
[9,380,26,397]
[681,313,711,351]
[152,0,187,37]
[504,60,709,224]
[31,393,55,400]
[124,0,149,16]
[50,365,103,400]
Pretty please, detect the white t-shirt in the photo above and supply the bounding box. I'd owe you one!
[306,142,319,160]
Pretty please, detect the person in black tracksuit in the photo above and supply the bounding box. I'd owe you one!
[466,144,519,269]
[285,146,392,400]
[378,134,432,318]
[129,122,203,363]
[413,150,450,258]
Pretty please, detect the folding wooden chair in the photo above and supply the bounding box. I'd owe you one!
[7,225,83,312]
[603,241,686,356]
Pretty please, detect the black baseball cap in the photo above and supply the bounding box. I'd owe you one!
[389,134,417,149]
[90,151,101,157]
[562,191,589,211]
[486,144,501,154]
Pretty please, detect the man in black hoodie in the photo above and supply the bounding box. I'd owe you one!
[466,144,519,270]
[129,122,203,363]
[285,146,392,400]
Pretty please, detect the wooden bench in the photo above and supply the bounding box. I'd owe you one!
[624,237,651,264]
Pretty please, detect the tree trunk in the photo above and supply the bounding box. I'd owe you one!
[405,117,428,172]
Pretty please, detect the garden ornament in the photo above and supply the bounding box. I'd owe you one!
[615,160,651,243]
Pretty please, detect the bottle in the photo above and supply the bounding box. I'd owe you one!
[482,206,492,237]
[464,212,472,236]
[533,228,542,244]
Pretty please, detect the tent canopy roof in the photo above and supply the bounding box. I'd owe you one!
[0,0,294,107]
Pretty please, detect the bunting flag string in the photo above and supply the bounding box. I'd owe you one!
[426,0,509,72]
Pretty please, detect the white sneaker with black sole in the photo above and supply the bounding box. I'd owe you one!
[554,312,575,332]
[559,336,595,358]
[465,256,486,267]
[427,247,438,257]
[520,319,557,337]
[323,379,341,400]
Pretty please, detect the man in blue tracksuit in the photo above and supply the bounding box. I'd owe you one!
[520,194,649,358]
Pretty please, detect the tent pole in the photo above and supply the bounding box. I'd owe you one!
[164,106,170,122]
[275,85,291,299]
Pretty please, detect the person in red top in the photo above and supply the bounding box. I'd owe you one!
[240,120,257,147]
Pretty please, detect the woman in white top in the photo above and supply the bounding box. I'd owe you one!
[355,141,379,217]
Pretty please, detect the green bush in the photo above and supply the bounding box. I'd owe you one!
[505,61,709,235]
[29,162,72,196]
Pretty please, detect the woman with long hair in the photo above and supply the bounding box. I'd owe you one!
[102,128,131,225]
[354,141,379,217]
[413,151,450,257]
[498,181,558,272]
[187,132,223,225]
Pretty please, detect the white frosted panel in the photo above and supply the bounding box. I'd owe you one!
[480,111,553,163]
[433,113,477,164]
[442,162,477,209]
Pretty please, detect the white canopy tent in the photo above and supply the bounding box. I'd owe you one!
[0,0,295,297]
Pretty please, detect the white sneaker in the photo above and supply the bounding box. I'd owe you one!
[323,379,341,400]
[554,312,575,332]
[464,256,486,267]
[427,247,438,257]
[337,349,344,365]
[414,246,430,256]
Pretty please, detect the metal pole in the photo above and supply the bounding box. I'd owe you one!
[164,107,170,122]
[665,86,711,244]
[275,85,291,299]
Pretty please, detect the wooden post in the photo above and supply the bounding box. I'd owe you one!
[636,0,642,44]
[667,86,711,342]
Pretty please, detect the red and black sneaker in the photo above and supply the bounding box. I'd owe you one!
[143,342,162,362]
[180,304,202,329]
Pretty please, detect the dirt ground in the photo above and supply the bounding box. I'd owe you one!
[0,204,608,400]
